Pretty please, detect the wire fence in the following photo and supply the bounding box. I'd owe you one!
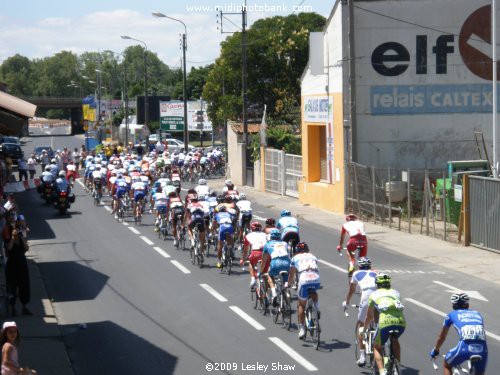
[346,162,458,241]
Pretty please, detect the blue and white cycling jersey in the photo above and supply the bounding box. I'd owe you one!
[291,252,320,301]
[263,240,291,279]
[443,309,488,373]
[277,216,299,231]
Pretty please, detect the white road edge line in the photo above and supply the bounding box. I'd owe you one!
[103,205,111,212]
[405,298,500,342]
[140,236,154,246]
[76,179,84,187]
[170,260,191,274]
[317,259,347,274]
[128,227,140,235]
[153,247,170,258]
[268,337,318,372]
[200,283,228,302]
[229,306,265,331]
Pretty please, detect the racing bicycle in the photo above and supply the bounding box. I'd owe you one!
[432,354,484,375]
[272,271,292,330]
[303,287,321,350]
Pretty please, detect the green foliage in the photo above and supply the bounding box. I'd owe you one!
[148,120,160,134]
[172,64,213,100]
[203,12,326,127]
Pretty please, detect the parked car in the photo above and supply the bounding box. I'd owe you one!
[165,138,195,153]
[0,136,20,145]
[34,146,55,161]
[0,142,24,163]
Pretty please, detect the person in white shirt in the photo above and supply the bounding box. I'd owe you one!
[27,154,37,179]
[236,193,252,243]
[195,179,210,197]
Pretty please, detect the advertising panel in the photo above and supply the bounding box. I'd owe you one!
[159,101,213,131]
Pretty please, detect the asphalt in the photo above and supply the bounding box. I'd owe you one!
[4,167,500,373]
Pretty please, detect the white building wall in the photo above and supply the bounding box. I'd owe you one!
[353,0,499,169]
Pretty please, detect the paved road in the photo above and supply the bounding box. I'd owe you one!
[20,134,500,374]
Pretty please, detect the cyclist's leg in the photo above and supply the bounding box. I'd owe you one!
[198,222,206,254]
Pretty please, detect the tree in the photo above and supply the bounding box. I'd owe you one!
[203,12,326,128]
[172,64,213,100]
[0,54,34,95]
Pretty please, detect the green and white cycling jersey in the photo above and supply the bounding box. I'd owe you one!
[368,288,406,328]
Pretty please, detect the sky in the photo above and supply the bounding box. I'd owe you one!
[0,0,331,69]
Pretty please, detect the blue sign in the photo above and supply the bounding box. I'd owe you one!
[371,84,500,115]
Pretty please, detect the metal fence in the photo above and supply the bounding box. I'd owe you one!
[264,148,302,197]
[346,162,455,240]
[469,176,500,252]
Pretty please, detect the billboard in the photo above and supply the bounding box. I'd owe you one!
[159,101,213,131]
[353,0,498,168]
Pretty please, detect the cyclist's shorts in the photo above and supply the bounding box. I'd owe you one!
[249,250,263,268]
[189,216,205,232]
[156,205,167,215]
[218,223,234,241]
[269,257,291,281]
[347,235,368,258]
[445,341,487,373]
[357,297,371,323]
[172,208,184,225]
[178,159,184,167]
[282,229,300,247]
[116,188,127,199]
[297,271,320,301]
[374,324,405,346]
[239,212,252,227]
[134,191,146,202]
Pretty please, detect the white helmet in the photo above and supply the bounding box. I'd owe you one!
[198,178,207,185]
[58,171,66,177]
[225,179,232,186]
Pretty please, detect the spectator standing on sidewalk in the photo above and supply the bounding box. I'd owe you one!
[1,321,37,375]
[71,148,81,171]
[2,212,32,316]
[17,159,28,182]
[60,147,70,170]
[39,150,49,173]
[27,154,37,180]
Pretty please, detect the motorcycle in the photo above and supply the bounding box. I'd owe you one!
[38,181,54,204]
[53,189,75,214]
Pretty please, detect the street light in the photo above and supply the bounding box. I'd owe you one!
[152,12,189,152]
[121,35,149,134]
[105,50,129,146]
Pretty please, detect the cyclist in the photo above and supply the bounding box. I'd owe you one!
[112,174,129,218]
[430,293,488,375]
[343,257,377,367]
[184,195,206,257]
[153,186,169,231]
[168,191,185,246]
[213,205,234,269]
[288,242,320,340]
[236,193,252,244]
[92,165,105,200]
[241,222,267,289]
[264,218,276,235]
[261,228,291,305]
[363,273,406,375]
[337,214,368,277]
[222,179,236,193]
[277,209,300,252]
[195,178,210,197]
[131,176,148,219]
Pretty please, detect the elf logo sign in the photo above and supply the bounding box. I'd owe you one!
[459,4,500,81]
[371,4,498,81]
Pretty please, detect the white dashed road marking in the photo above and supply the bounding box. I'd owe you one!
[200,284,228,302]
[170,260,191,274]
[140,236,154,246]
[268,337,318,371]
[229,306,266,331]
[128,227,140,235]
[153,247,170,258]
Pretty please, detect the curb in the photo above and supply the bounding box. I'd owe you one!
[4,179,41,193]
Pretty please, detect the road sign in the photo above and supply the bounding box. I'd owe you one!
[459,5,499,80]
[160,116,184,131]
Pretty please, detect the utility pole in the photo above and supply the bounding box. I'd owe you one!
[218,0,249,185]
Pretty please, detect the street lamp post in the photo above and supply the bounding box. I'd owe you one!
[121,36,149,135]
[95,69,103,143]
[152,12,189,152]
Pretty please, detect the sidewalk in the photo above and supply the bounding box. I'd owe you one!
[210,179,500,285]
[0,251,74,375]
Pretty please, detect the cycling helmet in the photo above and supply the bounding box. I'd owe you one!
[210,191,218,197]
[187,188,196,194]
[156,186,162,193]
[265,218,276,226]
[280,209,291,217]
[451,293,469,309]
[269,228,281,240]
[225,195,233,203]
[375,273,391,288]
[239,193,246,200]
[198,178,207,185]
[153,181,161,188]
[160,172,167,178]
[58,171,66,177]
[225,179,232,186]
[250,221,262,231]
[346,213,358,222]
[357,257,371,270]
[295,242,309,253]
[44,166,51,171]
[51,158,57,163]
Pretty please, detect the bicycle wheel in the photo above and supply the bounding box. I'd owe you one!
[282,288,293,330]
[273,289,282,324]
[354,325,361,362]
[190,240,196,265]
[226,246,232,275]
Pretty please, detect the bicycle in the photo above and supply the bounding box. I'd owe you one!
[92,182,102,206]
[252,262,270,315]
[272,271,292,330]
[175,221,186,251]
[344,304,376,369]
[158,212,168,240]
[379,330,401,375]
[432,354,484,375]
[190,227,204,268]
[116,198,126,222]
[134,198,145,225]
[220,235,233,275]
[303,288,321,350]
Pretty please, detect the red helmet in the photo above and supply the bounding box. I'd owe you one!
[345,213,358,222]
[250,221,262,231]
